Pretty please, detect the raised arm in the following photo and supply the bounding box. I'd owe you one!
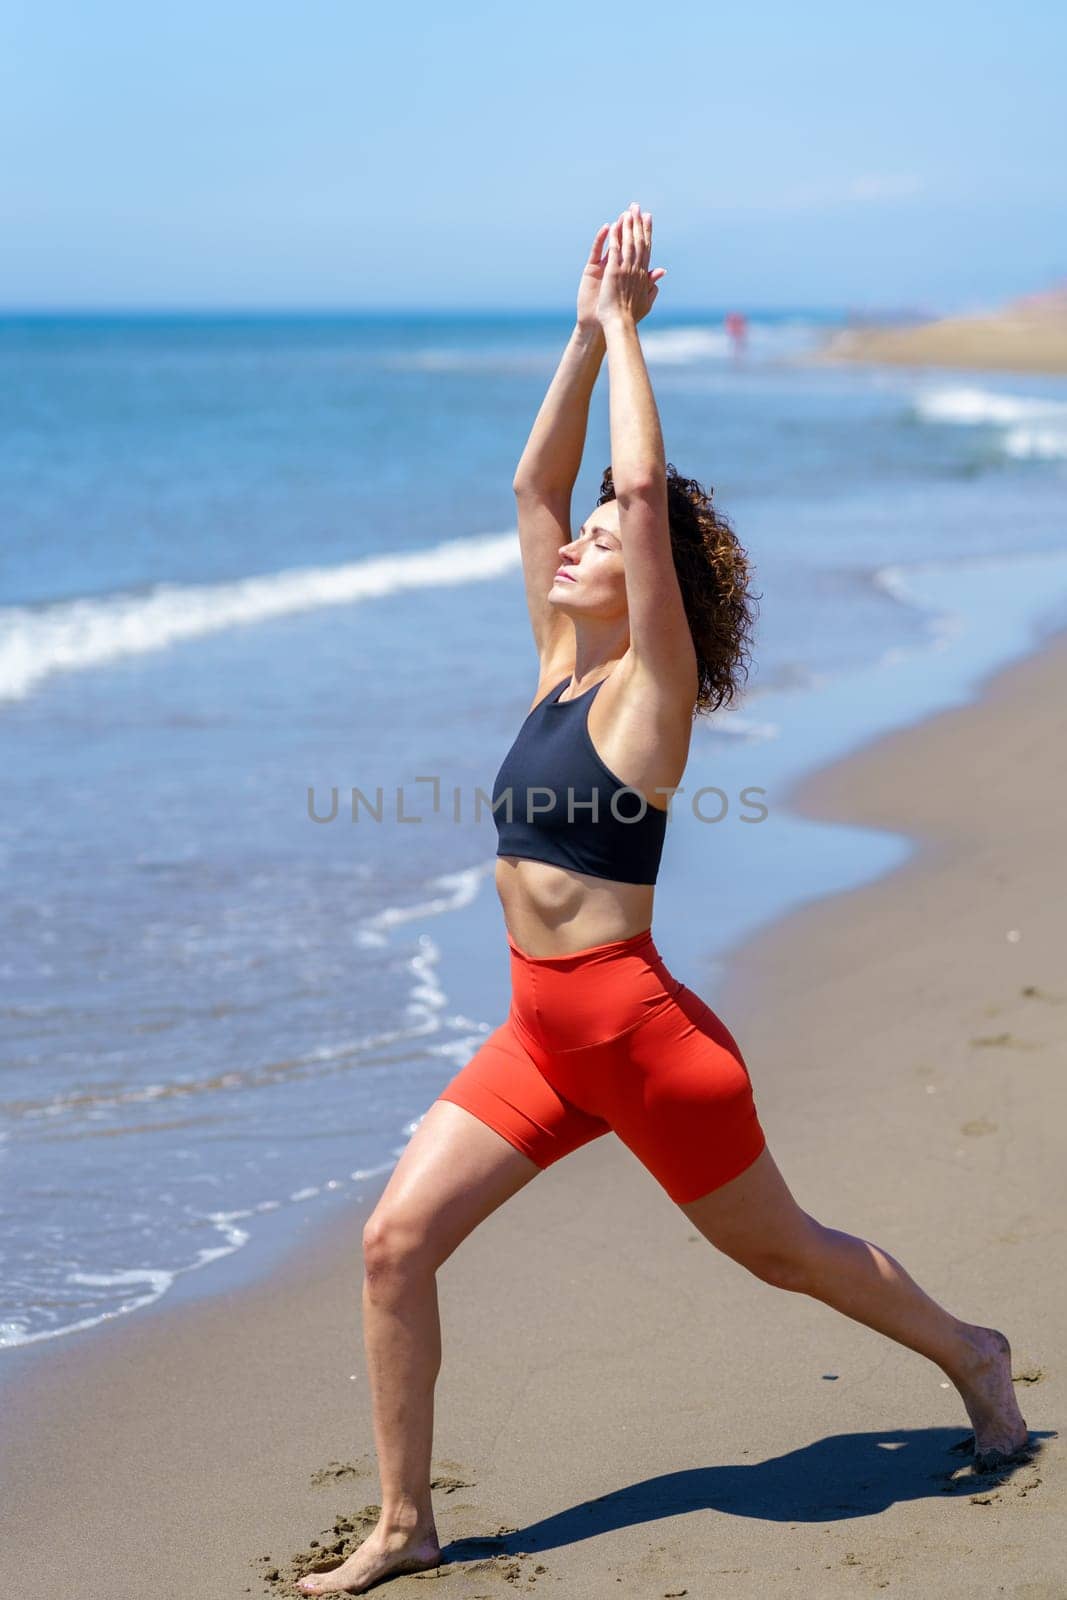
[512,218,667,667]
[598,205,694,690]
[511,326,604,664]
[510,226,613,664]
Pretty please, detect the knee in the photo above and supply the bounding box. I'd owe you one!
[743,1248,814,1294]
[729,1218,823,1293]
[361,1209,432,1288]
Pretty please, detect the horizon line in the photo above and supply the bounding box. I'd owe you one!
[0,301,937,320]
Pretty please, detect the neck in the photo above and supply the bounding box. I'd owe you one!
[570,619,629,686]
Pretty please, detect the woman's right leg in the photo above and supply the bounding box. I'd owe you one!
[298,1010,610,1596]
[297,1098,543,1595]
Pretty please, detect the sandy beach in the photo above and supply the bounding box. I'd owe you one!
[812,284,1067,374]
[3,624,1065,1599]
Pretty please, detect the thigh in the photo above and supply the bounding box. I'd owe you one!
[678,1142,821,1280]
[607,983,768,1205]
[368,1096,540,1270]
[377,1018,609,1268]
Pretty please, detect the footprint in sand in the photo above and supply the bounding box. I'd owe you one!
[257,1506,380,1592]
[968,1031,1042,1049]
[1020,984,1066,1003]
[309,1459,372,1487]
[260,1462,495,1594]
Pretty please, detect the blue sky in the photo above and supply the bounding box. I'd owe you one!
[2,0,1064,313]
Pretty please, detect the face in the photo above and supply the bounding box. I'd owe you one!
[548,500,627,614]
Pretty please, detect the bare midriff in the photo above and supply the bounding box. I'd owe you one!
[494,855,654,957]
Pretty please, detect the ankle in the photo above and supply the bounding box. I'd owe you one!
[377,1504,436,1543]
[944,1322,1001,1384]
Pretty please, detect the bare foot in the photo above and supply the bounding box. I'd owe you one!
[296,1525,442,1594]
[949,1325,1030,1472]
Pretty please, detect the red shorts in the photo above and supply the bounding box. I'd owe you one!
[436,926,766,1204]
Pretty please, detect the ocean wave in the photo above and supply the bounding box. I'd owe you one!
[639,318,827,364]
[703,709,781,742]
[0,863,496,1348]
[913,385,1067,461]
[1002,426,1067,461]
[9,870,495,1124]
[870,561,965,653]
[638,325,733,363]
[868,545,1067,663]
[0,530,521,706]
[392,319,830,375]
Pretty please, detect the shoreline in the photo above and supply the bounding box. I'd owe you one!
[4,624,1065,1598]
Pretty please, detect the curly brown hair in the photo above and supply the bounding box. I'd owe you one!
[595,462,760,717]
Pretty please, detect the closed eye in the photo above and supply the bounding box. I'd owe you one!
[577,524,619,554]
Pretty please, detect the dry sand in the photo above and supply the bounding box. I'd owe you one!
[813,284,1067,374]
[3,625,1065,1599]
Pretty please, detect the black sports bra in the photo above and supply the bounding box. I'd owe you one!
[491,676,669,886]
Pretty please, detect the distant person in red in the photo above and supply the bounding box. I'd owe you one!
[725,309,748,356]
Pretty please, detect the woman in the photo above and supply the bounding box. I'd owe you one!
[297,203,1029,1595]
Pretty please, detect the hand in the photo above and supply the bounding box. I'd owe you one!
[576,222,612,332]
[595,202,666,328]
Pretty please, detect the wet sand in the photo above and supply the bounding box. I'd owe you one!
[3,625,1064,1599]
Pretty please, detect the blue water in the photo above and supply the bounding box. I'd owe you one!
[2,310,1066,1351]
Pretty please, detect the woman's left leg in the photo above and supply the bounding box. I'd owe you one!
[679,1142,1030,1469]
[605,974,1030,1472]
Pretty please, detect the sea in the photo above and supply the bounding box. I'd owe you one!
[2,309,1066,1356]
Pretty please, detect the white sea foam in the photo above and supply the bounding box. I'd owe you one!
[705,710,781,742]
[869,545,1067,666]
[913,385,1067,460]
[2,866,496,1345]
[639,325,733,363]
[0,529,522,706]
[394,319,828,375]
[0,1158,404,1347]
[914,386,1054,425]
[644,318,826,363]
[1003,427,1067,461]
[0,1220,250,1348]
[871,561,965,655]
[353,861,492,948]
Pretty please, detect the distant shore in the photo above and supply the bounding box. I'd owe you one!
[810,284,1067,374]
